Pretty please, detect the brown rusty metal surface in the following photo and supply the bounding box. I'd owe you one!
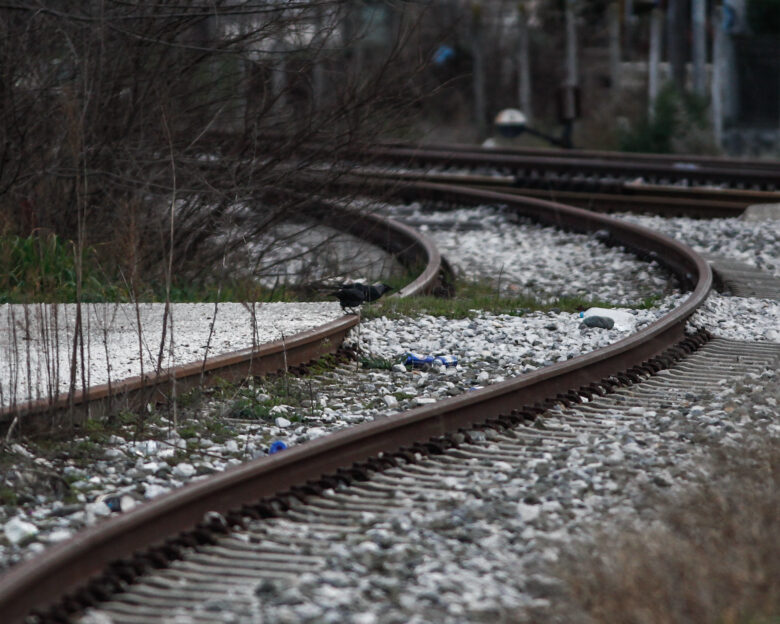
[0,184,711,624]
[347,169,750,218]
[363,146,780,189]
[0,201,450,438]
[378,139,780,175]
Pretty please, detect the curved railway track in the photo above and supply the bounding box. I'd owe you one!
[346,168,760,218]
[359,144,780,192]
[1,179,737,623]
[0,200,452,439]
[66,337,780,624]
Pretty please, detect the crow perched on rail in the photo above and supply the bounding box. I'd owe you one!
[330,282,392,313]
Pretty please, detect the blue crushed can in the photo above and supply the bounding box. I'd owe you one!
[434,355,458,367]
[405,352,435,367]
[269,440,287,455]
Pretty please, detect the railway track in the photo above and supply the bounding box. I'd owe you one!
[0,199,452,438]
[359,144,780,192]
[347,168,759,218]
[2,179,731,622]
[327,142,780,221]
[65,336,780,624]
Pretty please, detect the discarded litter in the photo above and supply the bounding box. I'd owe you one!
[405,353,435,367]
[405,353,458,368]
[269,441,287,455]
[434,355,458,367]
[95,493,138,513]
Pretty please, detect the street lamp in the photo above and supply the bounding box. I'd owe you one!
[494,108,573,149]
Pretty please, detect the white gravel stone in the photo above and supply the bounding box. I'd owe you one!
[275,417,292,428]
[383,395,399,408]
[143,484,170,499]
[0,302,344,407]
[172,463,196,479]
[4,517,38,545]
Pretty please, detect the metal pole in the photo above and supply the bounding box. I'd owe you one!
[517,3,532,121]
[565,0,578,88]
[711,5,724,146]
[608,1,621,91]
[649,7,662,118]
[692,0,707,95]
[471,3,487,138]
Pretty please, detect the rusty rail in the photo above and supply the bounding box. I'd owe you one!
[380,139,780,173]
[0,200,452,438]
[357,145,780,191]
[348,168,751,218]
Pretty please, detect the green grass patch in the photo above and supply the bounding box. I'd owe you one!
[0,486,18,507]
[0,233,125,303]
[360,356,398,370]
[361,279,625,320]
[0,233,344,304]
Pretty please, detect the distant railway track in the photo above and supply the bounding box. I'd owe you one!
[1,181,721,623]
[368,142,780,190]
[333,143,780,220]
[380,139,780,174]
[347,168,756,218]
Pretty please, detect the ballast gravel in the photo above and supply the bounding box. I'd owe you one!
[616,212,779,276]
[1,201,778,620]
[251,367,779,624]
[0,301,344,409]
[379,202,678,303]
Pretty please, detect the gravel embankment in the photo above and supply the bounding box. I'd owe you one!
[252,367,779,624]
[0,301,344,409]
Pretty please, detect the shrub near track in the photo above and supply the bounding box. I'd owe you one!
[550,434,780,624]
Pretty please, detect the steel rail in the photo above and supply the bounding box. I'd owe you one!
[0,182,712,624]
[347,168,751,218]
[359,146,780,189]
[0,201,451,438]
[379,139,780,173]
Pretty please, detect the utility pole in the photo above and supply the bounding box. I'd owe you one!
[608,2,621,91]
[691,0,707,95]
[471,3,487,139]
[517,2,532,120]
[560,0,578,148]
[711,5,725,146]
[648,6,662,118]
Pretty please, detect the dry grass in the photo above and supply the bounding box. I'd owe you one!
[546,438,780,624]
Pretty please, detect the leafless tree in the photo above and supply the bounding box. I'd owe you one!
[0,0,436,291]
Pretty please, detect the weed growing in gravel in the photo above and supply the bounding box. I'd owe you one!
[361,279,640,320]
[0,233,351,304]
[0,487,18,507]
[360,356,398,370]
[548,437,780,624]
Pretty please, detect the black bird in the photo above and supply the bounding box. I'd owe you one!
[330,282,392,313]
